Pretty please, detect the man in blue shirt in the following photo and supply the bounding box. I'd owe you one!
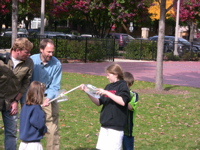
[30,39,62,150]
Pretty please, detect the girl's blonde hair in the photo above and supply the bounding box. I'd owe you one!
[26,81,46,105]
[105,63,124,80]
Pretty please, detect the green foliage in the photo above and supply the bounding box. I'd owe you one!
[123,40,157,60]
[29,38,40,54]
[164,51,199,61]
[0,37,12,49]
[164,52,180,61]
[181,51,199,61]
[54,39,85,60]
[52,38,115,61]
[87,40,106,61]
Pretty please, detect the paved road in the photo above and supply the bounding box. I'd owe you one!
[62,59,200,88]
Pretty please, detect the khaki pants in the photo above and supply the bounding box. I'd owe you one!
[43,101,60,150]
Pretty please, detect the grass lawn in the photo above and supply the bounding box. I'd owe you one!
[0,72,199,150]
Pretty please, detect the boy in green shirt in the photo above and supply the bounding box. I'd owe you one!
[123,72,139,150]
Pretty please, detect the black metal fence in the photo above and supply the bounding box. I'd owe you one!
[0,36,116,63]
[1,36,199,62]
[123,39,157,60]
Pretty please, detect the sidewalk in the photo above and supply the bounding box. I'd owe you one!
[62,59,200,88]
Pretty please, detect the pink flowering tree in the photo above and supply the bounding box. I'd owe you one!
[174,0,200,41]
[52,0,151,37]
[0,0,11,33]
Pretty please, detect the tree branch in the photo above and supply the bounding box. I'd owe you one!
[166,0,178,13]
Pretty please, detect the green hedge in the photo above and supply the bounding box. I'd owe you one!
[123,40,157,60]
[55,39,85,59]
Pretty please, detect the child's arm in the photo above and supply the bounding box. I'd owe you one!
[128,103,133,110]
[87,93,100,106]
[80,84,100,106]
[97,89,125,106]
[128,101,138,111]
[30,106,47,133]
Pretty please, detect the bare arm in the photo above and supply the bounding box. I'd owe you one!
[128,103,133,110]
[80,84,100,106]
[96,89,125,106]
[86,93,100,106]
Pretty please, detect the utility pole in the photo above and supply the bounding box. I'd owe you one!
[174,0,180,56]
[12,0,18,45]
[40,0,45,35]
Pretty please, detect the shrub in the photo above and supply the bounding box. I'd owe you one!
[181,51,199,61]
[163,52,180,61]
[87,40,105,61]
[54,38,115,61]
[123,40,157,60]
[29,38,40,54]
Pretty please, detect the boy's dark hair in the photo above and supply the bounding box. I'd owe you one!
[123,72,134,87]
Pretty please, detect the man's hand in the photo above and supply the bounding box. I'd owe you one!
[10,101,18,115]
[42,98,50,107]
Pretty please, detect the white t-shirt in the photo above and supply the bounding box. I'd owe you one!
[11,57,20,69]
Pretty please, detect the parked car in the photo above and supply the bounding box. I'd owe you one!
[77,34,98,40]
[36,31,72,39]
[149,36,200,53]
[80,34,93,38]
[28,29,40,36]
[193,38,200,46]
[1,28,29,37]
[65,34,78,39]
[109,33,135,50]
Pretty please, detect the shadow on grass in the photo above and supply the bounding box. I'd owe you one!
[0,129,4,134]
[164,85,180,91]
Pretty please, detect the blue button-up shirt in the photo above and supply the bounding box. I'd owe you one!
[31,54,62,100]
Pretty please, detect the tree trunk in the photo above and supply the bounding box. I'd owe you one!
[189,22,195,42]
[122,23,131,35]
[155,0,166,91]
[12,0,18,45]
